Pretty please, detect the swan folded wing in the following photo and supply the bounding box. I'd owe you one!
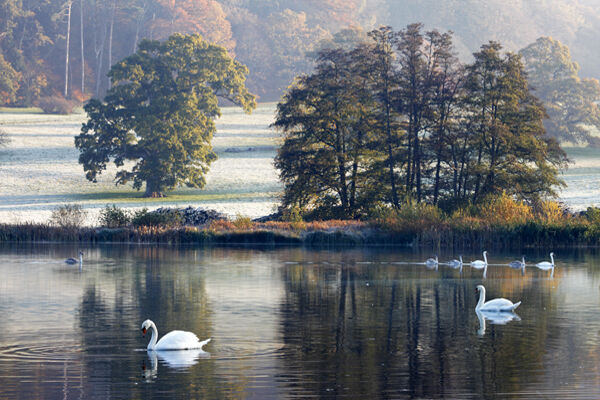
[481,298,521,312]
[155,330,204,350]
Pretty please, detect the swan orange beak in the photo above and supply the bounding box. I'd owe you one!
[142,327,147,336]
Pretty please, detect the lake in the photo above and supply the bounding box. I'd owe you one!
[1,245,600,399]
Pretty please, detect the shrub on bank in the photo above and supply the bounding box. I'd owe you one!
[98,204,131,228]
[476,193,533,227]
[372,202,445,234]
[131,208,182,227]
[2,199,600,248]
[232,214,253,230]
[49,204,87,229]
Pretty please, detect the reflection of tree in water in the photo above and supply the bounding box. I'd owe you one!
[277,263,565,397]
[74,246,240,398]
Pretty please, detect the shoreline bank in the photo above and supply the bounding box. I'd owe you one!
[1,222,598,250]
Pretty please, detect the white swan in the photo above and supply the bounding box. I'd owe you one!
[424,255,438,270]
[475,285,521,312]
[65,251,83,265]
[536,252,555,270]
[446,255,463,270]
[141,319,211,351]
[425,255,438,266]
[470,251,488,269]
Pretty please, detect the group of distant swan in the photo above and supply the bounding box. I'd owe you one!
[424,251,556,277]
[422,251,558,335]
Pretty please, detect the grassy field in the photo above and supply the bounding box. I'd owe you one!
[0,103,281,225]
[1,103,599,226]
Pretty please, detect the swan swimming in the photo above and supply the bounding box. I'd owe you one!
[425,255,438,265]
[509,256,526,275]
[446,255,463,269]
[475,285,521,312]
[141,319,211,351]
[425,255,439,269]
[509,256,526,269]
[470,251,488,269]
[65,251,83,265]
[536,252,555,270]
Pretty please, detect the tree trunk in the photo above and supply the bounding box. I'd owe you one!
[80,0,85,94]
[384,90,399,209]
[133,1,147,53]
[107,0,116,89]
[64,1,73,99]
[93,1,108,98]
[144,180,165,198]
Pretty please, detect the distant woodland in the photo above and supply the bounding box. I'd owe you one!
[1,0,598,103]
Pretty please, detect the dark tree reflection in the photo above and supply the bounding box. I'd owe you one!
[276,262,565,398]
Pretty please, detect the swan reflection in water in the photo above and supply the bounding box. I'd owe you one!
[142,349,210,381]
[476,309,521,336]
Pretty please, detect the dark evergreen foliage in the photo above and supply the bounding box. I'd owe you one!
[274,26,568,219]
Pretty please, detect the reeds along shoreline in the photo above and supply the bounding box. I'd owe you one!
[0,220,598,249]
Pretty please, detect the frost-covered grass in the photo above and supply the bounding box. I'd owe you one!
[0,103,281,225]
[1,102,598,226]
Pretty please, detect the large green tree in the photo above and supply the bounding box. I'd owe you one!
[520,36,600,146]
[274,29,568,219]
[462,42,567,203]
[75,33,256,197]
[273,47,379,218]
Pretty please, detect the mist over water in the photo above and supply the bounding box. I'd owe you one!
[560,148,600,211]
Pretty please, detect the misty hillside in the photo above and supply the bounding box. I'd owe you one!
[0,0,598,103]
[379,0,600,77]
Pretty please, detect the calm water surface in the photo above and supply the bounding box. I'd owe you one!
[1,245,600,399]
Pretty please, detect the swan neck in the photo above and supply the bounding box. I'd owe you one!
[483,252,488,264]
[476,287,485,309]
[550,253,554,266]
[79,254,83,264]
[147,322,158,350]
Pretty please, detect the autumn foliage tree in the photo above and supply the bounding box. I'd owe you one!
[75,34,256,197]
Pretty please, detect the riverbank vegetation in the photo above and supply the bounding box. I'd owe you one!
[1,199,599,249]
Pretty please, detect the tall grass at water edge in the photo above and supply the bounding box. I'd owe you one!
[372,194,600,249]
[1,196,599,248]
